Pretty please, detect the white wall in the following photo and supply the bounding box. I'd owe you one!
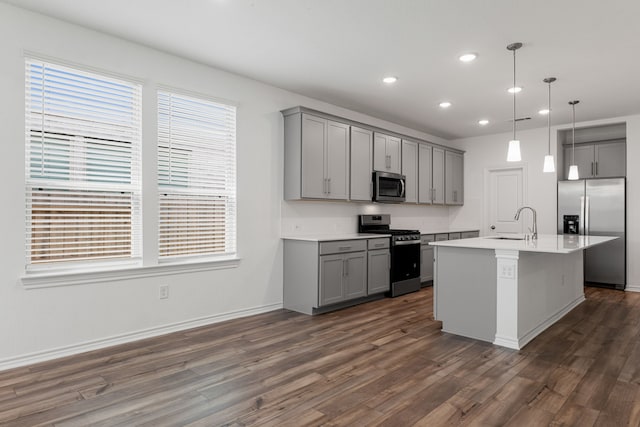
[0,4,455,368]
[450,115,640,290]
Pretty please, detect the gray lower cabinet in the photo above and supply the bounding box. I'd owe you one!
[284,238,389,315]
[461,231,479,239]
[368,249,390,294]
[420,234,435,283]
[374,132,401,174]
[319,251,366,306]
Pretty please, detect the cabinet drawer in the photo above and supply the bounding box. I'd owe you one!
[421,234,435,244]
[319,240,367,255]
[435,233,449,242]
[461,231,479,239]
[368,238,390,250]
[448,232,461,240]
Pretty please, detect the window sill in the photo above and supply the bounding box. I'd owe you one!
[21,257,241,289]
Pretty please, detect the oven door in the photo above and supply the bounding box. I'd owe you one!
[373,171,406,203]
[391,241,421,283]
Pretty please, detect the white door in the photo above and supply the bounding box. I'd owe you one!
[486,167,524,235]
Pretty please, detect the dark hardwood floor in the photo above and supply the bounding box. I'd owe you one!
[1,286,640,426]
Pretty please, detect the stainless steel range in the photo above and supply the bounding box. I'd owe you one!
[358,214,421,297]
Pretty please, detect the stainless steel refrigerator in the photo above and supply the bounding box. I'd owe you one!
[558,178,626,289]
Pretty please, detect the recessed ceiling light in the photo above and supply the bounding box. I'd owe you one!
[459,53,477,62]
[439,101,452,108]
[382,76,398,84]
[508,86,522,94]
[478,119,489,126]
[538,109,550,115]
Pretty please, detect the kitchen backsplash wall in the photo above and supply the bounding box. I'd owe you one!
[281,200,451,235]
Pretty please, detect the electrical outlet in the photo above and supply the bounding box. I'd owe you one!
[159,284,169,299]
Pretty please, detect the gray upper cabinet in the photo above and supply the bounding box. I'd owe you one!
[432,147,445,204]
[284,112,349,200]
[350,126,373,201]
[373,132,401,174]
[445,151,464,205]
[401,140,418,203]
[563,141,626,179]
[595,142,626,177]
[418,144,433,204]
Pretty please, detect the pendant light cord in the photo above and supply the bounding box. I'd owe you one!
[572,103,576,164]
[512,49,516,140]
[547,83,551,154]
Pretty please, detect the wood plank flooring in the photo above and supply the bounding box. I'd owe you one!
[1,286,640,426]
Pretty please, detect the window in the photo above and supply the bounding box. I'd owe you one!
[157,91,236,260]
[25,59,142,268]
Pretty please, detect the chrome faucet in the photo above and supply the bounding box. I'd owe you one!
[514,206,537,240]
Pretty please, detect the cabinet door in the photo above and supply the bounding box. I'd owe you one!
[418,144,433,204]
[301,114,327,198]
[432,147,445,204]
[401,140,418,203]
[350,126,373,201]
[445,151,464,205]
[326,120,350,200]
[319,254,345,306]
[595,142,626,177]
[420,245,434,282]
[368,249,390,294]
[564,144,595,179]
[373,133,388,172]
[387,136,402,174]
[344,252,367,300]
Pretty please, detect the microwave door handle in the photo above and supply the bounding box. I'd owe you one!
[400,179,405,197]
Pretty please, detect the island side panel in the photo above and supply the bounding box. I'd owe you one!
[516,250,585,347]
[434,246,497,342]
[284,240,319,315]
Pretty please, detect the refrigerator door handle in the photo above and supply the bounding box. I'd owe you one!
[579,196,586,235]
[585,196,590,235]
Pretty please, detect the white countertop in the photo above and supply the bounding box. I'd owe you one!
[281,233,391,242]
[420,228,479,235]
[429,234,618,254]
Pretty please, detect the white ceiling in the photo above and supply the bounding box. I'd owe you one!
[5,0,640,139]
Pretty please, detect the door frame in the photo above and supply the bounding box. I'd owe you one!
[483,164,528,236]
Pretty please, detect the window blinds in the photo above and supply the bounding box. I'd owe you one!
[25,59,142,266]
[157,91,236,259]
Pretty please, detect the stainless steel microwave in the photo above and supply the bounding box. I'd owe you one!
[373,171,406,203]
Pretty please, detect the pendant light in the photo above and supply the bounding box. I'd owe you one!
[542,77,556,173]
[506,42,523,162]
[567,100,580,180]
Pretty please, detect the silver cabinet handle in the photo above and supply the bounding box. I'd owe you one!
[323,178,327,194]
[591,162,594,177]
[344,259,349,276]
[338,246,352,251]
[595,161,598,176]
[374,243,384,247]
[453,190,457,202]
[328,177,331,194]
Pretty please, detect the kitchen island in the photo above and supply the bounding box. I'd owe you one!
[429,234,617,350]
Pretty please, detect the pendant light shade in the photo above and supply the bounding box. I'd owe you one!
[507,140,521,162]
[567,165,579,180]
[506,42,523,162]
[543,155,555,172]
[567,100,580,180]
[543,77,556,173]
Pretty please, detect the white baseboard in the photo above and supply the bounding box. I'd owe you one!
[0,302,283,372]
[517,294,585,349]
[625,285,640,293]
